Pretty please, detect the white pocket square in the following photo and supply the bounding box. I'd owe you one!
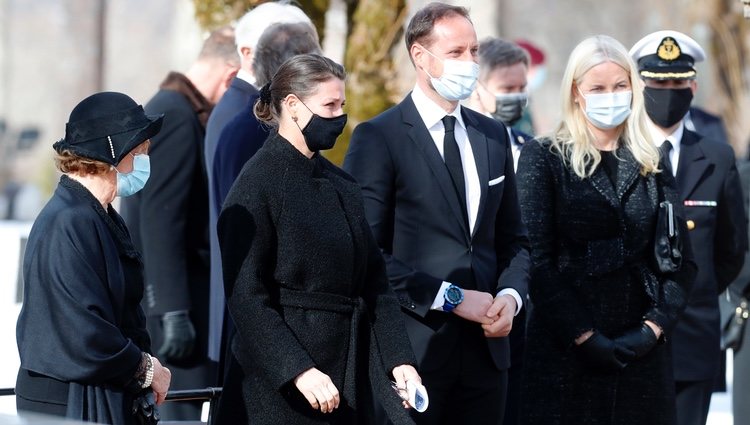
[488,175,505,186]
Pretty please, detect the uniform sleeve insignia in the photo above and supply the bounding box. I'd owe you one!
[657,37,681,61]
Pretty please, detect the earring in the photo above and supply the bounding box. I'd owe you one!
[292,116,298,122]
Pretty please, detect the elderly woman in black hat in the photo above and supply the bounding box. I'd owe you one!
[15,92,171,424]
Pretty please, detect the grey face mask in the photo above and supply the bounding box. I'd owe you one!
[491,92,528,126]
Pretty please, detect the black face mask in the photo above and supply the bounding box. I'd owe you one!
[644,86,693,128]
[297,102,348,152]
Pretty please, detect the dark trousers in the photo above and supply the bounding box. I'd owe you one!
[675,379,713,425]
[411,324,507,425]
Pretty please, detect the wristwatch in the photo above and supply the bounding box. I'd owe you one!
[443,284,464,313]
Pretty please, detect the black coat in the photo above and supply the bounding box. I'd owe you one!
[670,129,747,382]
[517,139,696,425]
[216,133,417,425]
[343,95,530,372]
[120,87,213,392]
[16,176,150,424]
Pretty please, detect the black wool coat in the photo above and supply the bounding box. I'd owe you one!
[516,139,696,425]
[16,175,150,424]
[217,133,417,425]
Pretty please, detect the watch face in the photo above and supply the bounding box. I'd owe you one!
[446,286,462,304]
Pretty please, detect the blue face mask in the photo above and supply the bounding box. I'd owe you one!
[117,154,150,197]
[421,47,480,101]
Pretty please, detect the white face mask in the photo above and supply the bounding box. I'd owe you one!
[422,47,480,101]
[579,90,632,130]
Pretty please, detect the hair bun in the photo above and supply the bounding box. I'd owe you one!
[259,83,272,104]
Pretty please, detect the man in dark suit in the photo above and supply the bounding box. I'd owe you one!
[630,30,747,425]
[467,37,533,173]
[685,106,729,148]
[203,1,314,368]
[344,3,530,424]
[120,27,238,420]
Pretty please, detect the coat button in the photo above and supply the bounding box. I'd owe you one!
[686,220,695,230]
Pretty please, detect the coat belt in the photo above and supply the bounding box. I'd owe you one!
[278,288,365,409]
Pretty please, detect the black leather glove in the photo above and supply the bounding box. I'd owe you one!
[614,322,658,358]
[158,310,196,361]
[576,332,635,371]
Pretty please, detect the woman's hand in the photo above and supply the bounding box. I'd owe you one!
[294,367,340,414]
[392,364,421,409]
[150,356,171,405]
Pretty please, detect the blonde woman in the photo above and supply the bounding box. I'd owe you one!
[517,35,696,424]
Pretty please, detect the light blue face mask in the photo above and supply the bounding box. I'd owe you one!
[579,90,632,130]
[117,154,150,197]
[422,47,480,101]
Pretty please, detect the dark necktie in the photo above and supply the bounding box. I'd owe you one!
[442,115,469,228]
[660,140,673,176]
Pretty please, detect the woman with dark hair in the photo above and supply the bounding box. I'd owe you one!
[15,92,171,424]
[217,54,421,424]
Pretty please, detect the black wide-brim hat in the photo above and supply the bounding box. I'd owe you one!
[53,91,163,166]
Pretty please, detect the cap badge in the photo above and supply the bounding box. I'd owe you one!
[657,37,681,61]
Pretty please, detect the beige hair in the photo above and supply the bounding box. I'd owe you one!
[553,35,659,178]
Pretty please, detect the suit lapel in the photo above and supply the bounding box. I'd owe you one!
[676,130,710,200]
[463,110,489,239]
[400,96,470,239]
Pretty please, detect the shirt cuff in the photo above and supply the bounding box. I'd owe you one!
[430,281,453,311]
[497,288,523,316]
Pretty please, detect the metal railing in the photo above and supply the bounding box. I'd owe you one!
[0,386,222,424]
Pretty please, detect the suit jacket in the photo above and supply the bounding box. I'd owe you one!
[671,129,747,381]
[343,94,530,371]
[212,93,269,214]
[203,76,258,361]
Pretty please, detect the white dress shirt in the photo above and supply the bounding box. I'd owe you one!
[649,120,684,176]
[410,85,522,315]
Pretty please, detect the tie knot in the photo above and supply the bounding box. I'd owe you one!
[442,115,456,133]
[660,140,673,154]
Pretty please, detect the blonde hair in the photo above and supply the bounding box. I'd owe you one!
[553,35,659,178]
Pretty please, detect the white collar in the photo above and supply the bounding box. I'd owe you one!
[411,84,466,131]
[236,69,256,87]
[649,120,684,150]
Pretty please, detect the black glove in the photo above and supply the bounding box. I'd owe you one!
[614,322,658,358]
[158,310,196,361]
[576,332,635,371]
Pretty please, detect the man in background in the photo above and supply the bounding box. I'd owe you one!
[203,0,314,375]
[120,26,239,421]
[468,37,533,171]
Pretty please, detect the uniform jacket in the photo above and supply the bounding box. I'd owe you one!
[16,175,150,424]
[516,139,696,424]
[343,94,530,372]
[671,129,747,381]
[216,133,417,424]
